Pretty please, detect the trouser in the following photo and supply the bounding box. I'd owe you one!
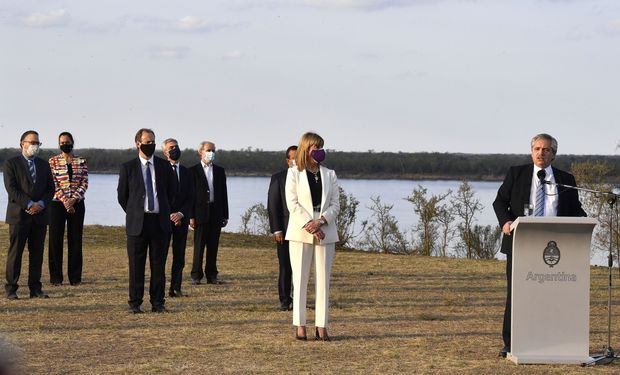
[191,211,222,282]
[5,221,47,295]
[48,200,85,285]
[167,222,189,292]
[126,214,167,308]
[277,239,293,306]
[502,253,513,347]
[289,217,335,328]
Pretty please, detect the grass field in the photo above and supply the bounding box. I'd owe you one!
[1,223,620,374]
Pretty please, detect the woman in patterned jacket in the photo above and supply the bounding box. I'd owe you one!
[48,131,88,286]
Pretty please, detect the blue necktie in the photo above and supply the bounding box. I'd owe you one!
[145,161,155,211]
[534,182,545,216]
[28,159,36,184]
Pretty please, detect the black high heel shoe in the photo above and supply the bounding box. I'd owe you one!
[295,327,307,341]
[315,327,331,342]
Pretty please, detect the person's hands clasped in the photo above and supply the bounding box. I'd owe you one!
[303,219,322,235]
[170,212,183,226]
[26,202,43,215]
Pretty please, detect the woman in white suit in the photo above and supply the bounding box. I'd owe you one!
[285,132,339,341]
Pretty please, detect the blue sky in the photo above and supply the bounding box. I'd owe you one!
[1,0,619,154]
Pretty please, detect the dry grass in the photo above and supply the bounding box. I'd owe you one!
[0,223,619,374]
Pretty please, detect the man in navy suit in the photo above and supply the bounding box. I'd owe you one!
[267,145,297,311]
[161,138,194,297]
[493,133,586,357]
[117,128,176,313]
[3,130,55,299]
[190,141,229,285]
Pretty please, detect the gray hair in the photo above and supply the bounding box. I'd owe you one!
[161,138,178,150]
[198,141,215,150]
[531,133,558,155]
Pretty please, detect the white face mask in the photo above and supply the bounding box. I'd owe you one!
[204,151,215,162]
[25,144,40,157]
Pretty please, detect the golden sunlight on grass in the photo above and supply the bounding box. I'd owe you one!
[0,223,619,374]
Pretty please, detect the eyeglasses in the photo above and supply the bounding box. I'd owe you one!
[23,141,42,146]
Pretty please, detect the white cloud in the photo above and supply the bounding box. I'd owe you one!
[176,16,210,31]
[20,9,70,28]
[222,50,245,60]
[232,0,412,10]
[604,19,620,35]
[150,46,189,60]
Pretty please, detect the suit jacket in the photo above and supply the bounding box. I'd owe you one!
[268,168,290,235]
[285,166,339,245]
[493,163,586,254]
[3,155,55,225]
[170,163,195,226]
[190,162,229,225]
[49,154,89,201]
[117,156,176,236]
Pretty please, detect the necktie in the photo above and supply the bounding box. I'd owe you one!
[172,164,180,192]
[28,159,36,183]
[534,182,545,216]
[146,161,155,211]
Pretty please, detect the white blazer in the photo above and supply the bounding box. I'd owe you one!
[285,166,340,245]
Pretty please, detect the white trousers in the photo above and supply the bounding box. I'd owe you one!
[289,238,335,328]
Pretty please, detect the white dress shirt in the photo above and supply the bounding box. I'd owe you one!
[201,160,215,203]
[531,165,557,216]
[140,155,159,213]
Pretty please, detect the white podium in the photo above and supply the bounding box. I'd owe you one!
[507,216,597,364]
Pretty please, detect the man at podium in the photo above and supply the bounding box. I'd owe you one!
[493,133,586,358]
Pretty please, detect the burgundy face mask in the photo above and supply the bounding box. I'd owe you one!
[310,148,326,163]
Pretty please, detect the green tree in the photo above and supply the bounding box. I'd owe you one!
[452,181,484,259]
[336,186,360,249]
[358,196,408,254]
[239,203,270,236]
[406,185,451,256]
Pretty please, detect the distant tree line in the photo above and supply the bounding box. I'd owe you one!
[2,147,620,181]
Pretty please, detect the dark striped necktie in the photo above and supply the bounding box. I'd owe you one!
[28,159,36,183]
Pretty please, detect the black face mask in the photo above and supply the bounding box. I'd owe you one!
[169,146,181,161]
[60,144,73,154]
[140,143,156,158]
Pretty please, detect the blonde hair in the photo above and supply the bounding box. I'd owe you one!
[295,132,324,171]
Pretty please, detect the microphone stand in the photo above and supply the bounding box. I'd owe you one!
[582,190,620,366]
[542,180,620,366]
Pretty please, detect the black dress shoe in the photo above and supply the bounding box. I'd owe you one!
[151,305,168,313]
[6,292,18,300]
[295,327,307,341]
[169,290,185,298]
[50,282,62,286]
[499,346,510,358]
[70,281,81,286]
[315,327,331,342]
[191,279,201,285]
[30,290,49,298]
[206,279,223,285]
[129,306,143,314]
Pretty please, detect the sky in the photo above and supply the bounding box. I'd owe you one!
[1,0,619,155]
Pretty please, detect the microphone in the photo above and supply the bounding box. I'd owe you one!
[537,169,547,185]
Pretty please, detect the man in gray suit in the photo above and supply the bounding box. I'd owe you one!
[3,130,54,299]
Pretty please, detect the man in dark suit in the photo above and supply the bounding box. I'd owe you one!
[117,128,176,313]
[3,130,55,299]
[493,133,586,357]
[267,145,297,311]
[190,141,229,285]
[161,138,194,297]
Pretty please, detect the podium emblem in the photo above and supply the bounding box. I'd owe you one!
[543,241,560,267]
